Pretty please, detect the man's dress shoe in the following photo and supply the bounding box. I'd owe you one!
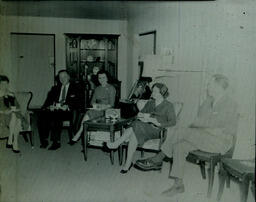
[48,143,61,150]
[134,158,162,171]
[40,142,49,149]
[12,149,20,153]
[6,144,12,149]
[68,140,77,146]
[161,184,185,197]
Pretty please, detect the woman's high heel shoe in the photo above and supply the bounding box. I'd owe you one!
[6,143,12,149]
[102,142,110,152]
[12,149,20,153]
[120,163,133,174]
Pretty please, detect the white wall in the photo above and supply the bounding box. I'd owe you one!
[0,15,128,97]
[127,0,255,159]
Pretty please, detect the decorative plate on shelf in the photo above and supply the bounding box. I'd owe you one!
[86,55,94,62]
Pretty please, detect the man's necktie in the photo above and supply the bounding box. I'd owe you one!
[60,85,66,104]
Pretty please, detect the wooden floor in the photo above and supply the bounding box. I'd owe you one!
[0,119,254,202]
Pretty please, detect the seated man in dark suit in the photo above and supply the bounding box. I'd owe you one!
[38,70,84,150]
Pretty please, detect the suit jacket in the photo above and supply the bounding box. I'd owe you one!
[192,95,238,138]
[42,82,84,110]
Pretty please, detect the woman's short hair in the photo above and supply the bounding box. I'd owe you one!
[152,82,169,98]
[212,74,229,90]
[97,70,109,80]
[0,75,9,83]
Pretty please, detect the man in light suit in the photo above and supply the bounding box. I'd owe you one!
[135,74,238,197]
[38,70,84,150]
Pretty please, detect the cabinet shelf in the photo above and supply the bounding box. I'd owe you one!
[80,48,104,51]
[80,60,104,63]
[80,49,116,51]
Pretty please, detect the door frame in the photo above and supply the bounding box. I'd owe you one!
[11,32,56,83]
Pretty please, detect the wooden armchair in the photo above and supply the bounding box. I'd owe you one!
[127,101,183,168]
[138,102,183,156]
[186,121,239,198]
[15,91,34,148]
[217,158,255,202]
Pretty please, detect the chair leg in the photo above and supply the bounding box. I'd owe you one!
[118,144,123,166]
[82,125,88,161]
[168,159,173,178]
[123,146,127,165]
[251,181,255,199]
[21,132,29,142]
[207,160,215,198]
[28,131,34,148]
[217,165,227,201]
[239,178,250,202]
[68,127,73,143]
[199,161,206,179]
[226,175,231,188]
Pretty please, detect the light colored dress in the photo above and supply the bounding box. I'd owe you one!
[0,96,28,139]
[87,84,116,119]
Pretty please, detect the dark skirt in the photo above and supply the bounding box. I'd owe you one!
[132,120,161,146]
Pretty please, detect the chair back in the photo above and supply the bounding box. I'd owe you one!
[109,80,121,107]
[173,101,184,122]
[15,92,33,117]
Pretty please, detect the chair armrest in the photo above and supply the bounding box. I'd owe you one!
[151,124,167,144]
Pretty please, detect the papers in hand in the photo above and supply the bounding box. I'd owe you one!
[89,104,110,111]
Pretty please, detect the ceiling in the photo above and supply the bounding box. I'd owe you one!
[0,1,129,20]
[0,0,214,20]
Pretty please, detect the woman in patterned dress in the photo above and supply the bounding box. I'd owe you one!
[105,83,176,173]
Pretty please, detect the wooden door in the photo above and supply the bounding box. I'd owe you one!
[11,34,55,108]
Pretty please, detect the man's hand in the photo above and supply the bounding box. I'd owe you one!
[49,105,55,111]
[60,105,69,111]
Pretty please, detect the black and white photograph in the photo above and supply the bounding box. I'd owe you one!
[0,0,255,202]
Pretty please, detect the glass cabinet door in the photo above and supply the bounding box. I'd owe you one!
[66,34,119,82]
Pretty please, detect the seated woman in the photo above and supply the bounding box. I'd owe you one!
[70,70,116,144]
[0,75,28,153]
[105,83,176,174]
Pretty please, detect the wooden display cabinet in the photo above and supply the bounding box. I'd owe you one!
[65,34,119,82]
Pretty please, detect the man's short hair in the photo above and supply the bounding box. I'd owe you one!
[58,69,69,76]
[0,75,9,83]
[212,74,229,90]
